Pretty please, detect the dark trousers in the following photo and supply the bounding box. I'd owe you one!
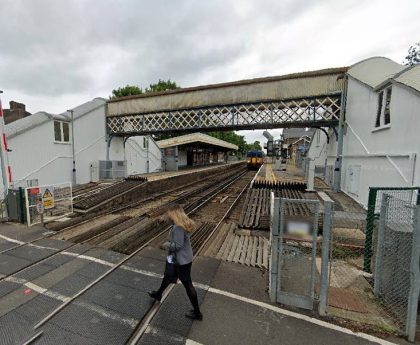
[156,262,200,312]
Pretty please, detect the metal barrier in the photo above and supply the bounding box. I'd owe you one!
[24,182,73,226]
[374,194,420,341]
[364,187,420,272]
[270,193,322,310]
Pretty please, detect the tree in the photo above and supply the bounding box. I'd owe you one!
[110,85,143,99]
[145,79,179,93]
[207,131,250,157]
[249,140,262,151]
[110,79,179,99]
[404,42,420,66]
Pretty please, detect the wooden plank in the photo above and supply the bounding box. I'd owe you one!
[244,189,255,227]
[238,188,251,227]
[239,236,249,264]
[262,238,269,269]
[227,235,240,262]
[254,189,262,228]
[250,236,258,266]
[237,236,247,264]
[256,237,263,268]
[205,223,228,257]
[220,195,229,203]
[244,237,253,266]
[217,225,234,259]
[233,235,244,263]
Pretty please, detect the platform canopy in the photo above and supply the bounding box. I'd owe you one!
[156,132,238,151]
[107,67,347,136]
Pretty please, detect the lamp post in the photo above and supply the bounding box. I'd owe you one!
[67,109,76,186]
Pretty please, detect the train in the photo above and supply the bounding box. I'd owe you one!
[246,150,264,170]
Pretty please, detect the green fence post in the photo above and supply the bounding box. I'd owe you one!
[364,187,377,272]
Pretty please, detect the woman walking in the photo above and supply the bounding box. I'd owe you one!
[149,204,203,320]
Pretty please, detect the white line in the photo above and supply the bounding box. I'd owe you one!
[207,287,396,345]
[5,276,137,327]
[0,234,64,252]
[61,251,164,279]
[62,252,115,267]
[186,339,205,345]
[74,300,138,328]
[0,234,25,245]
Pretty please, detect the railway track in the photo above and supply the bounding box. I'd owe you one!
[47,164,246,254]
[27,165,255,343]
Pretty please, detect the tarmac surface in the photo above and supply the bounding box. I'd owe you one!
[0,222,405,345]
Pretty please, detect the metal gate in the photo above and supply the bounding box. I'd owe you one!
[270,195,320,309]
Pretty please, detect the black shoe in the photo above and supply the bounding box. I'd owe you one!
[148,291,162,301]
[185,310,203,321]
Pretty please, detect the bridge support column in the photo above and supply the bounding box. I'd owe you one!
[106,135,113,161]
[333,88,346,192]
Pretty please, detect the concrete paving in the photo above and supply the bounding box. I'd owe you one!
[0,223,406,345]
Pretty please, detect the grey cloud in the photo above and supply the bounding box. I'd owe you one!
[0,0,419,115]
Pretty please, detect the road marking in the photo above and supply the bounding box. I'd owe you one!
[5,276,137,327]
[0,239,394,344]
[207,287,396,345]
[0,234,25,245]
[0,234,63,251]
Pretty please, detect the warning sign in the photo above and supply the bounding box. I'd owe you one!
[41,187,55,209]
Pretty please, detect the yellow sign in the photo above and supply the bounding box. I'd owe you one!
[41,187,55,209]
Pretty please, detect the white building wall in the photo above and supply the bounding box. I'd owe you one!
[9,119,73,187]
[125,136,162,175]
[307,130,328,166]
[0,98,161,193]
[73,103,107,184]
[325,77,420,207]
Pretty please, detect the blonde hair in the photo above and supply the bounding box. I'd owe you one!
[166,204,196,233]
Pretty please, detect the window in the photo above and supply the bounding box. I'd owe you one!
[375,91,383,127]
[375,87,392,128]
[54,121,70,143]
[384,87,392,125]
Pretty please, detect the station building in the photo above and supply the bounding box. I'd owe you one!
[0,98,162,193]
[156,133,238,171]
[307,57,420,208]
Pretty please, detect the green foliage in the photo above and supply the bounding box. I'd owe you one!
[110,85,143,99]
[207,131,253,158]
[404,42,420,66]
[110,79,179,100]
[248,140,262,151]
[145,79,179,93]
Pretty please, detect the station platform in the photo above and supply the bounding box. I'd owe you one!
[0,222,404,345]
[133,161,241,181]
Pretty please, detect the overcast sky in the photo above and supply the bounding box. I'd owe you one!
[1,0,419,144]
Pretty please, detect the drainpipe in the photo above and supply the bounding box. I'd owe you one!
[67,109,76,186]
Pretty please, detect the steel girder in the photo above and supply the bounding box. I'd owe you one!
[107,94,341,136]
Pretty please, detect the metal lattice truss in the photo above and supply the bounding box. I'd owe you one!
[107,95,341,136]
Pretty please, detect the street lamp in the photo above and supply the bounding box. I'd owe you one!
[67,109,76,186]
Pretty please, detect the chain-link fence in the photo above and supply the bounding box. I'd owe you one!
[364,187,419,273]
[374,194,420,340]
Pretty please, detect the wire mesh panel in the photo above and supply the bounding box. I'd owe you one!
[364,187,419,272]
[24,182,73,226]
[375,195,416,334]
[276,198,320,310]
